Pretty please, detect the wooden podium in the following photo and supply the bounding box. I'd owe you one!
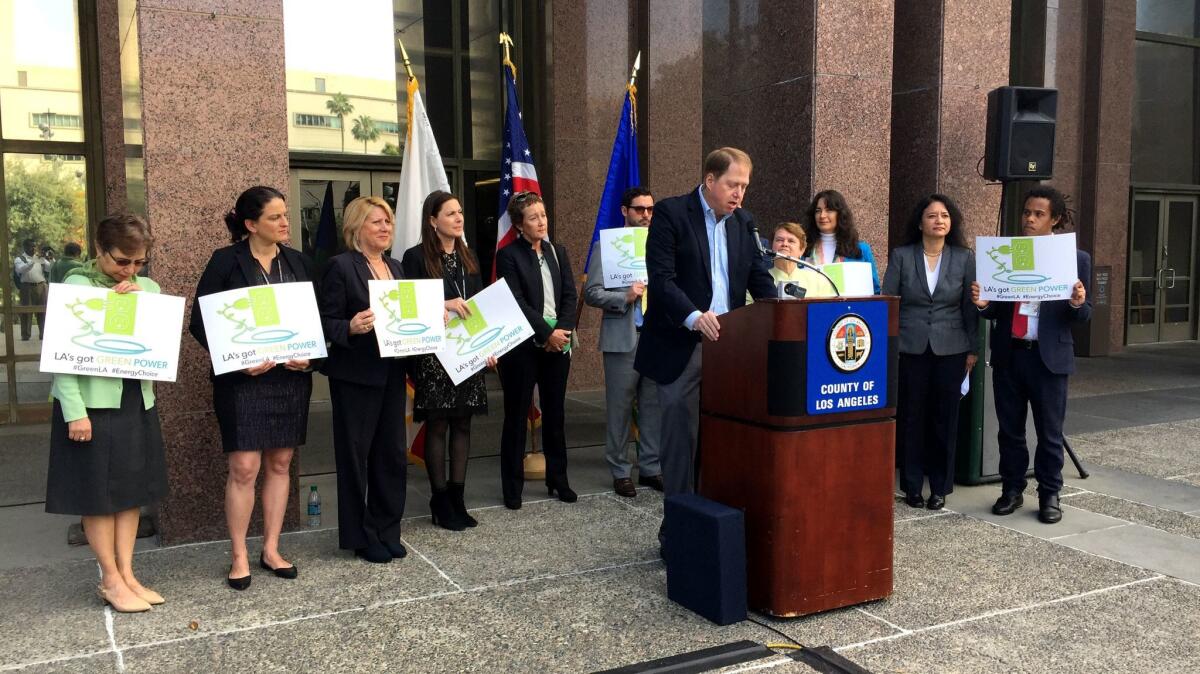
[698,296,898,617]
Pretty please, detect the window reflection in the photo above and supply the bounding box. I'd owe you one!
[283,0,400,155]
[1136,0,1199,39]
[1132,41,1197,184]
[0,0,84,142]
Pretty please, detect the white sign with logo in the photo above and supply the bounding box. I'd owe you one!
[368,279,446,357]
[976,233,1078,302]
[197,281,327,375]
[598,226,649,288]
[435,278,534,385]
[39,283,186,382]
[820,261,874,297]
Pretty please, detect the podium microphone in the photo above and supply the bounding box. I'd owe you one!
[745,220,842,297]
[783,282,807,299]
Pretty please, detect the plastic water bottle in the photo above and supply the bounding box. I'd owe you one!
[307,485,321,527]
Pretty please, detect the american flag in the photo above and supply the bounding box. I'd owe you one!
[494,62,541,272]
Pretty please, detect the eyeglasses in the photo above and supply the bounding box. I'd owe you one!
[105,250,150,268]
[512,191,541,204]
[628,205,654,215]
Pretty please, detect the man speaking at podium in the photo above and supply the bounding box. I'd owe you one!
[634,147,777,542]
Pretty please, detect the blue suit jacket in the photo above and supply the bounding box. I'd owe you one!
[980,249,1092,375]
[634,187,776,385]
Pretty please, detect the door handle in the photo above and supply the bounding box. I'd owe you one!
[1166,268,1176,289]
[1156,267,1165,290]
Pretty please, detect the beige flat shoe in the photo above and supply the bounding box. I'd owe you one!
[133,587,165,605]
[97,585,152,613]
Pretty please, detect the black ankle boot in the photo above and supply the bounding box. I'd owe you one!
[448,482,478,527]
[429,488,466,531]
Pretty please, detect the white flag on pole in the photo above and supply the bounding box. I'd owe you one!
[393,77,450,257]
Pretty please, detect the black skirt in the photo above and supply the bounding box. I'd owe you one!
[213,367,312,452]
[45,379,168,516]
[412,353,487,422]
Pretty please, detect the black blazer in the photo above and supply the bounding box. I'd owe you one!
[494,235,577,344]
[634,187,776,385]
[980,249,1092,375]
[318,250,407,387]
[881,243,978,356]
[188,240,316,380]
[399,245,484,301]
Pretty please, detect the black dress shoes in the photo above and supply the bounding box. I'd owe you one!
[355,543,392,564]
[904,493,924,508]
[926,494,945,511]
[992,491,1024,516]
[1038,494,1062,524]
[226,566,251,591]
[384,540,408,559]
[259,553,298,579]
[546,478,578,503]
[613,477,636,498]
[637,474,665,492]
[504,496,522,510]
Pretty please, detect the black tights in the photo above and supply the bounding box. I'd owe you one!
[423,415,472,490]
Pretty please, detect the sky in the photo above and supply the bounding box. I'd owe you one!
[282,0,398,80]
[8,0,79,68]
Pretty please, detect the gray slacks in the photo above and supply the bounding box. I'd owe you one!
[656,346,702,497]
[602,342,662,479]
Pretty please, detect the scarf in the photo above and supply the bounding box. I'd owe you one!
[62,259,135,289]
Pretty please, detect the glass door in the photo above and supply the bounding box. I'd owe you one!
[1127,194,1198,343]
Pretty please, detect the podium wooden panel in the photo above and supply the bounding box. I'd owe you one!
[698,297,898,617]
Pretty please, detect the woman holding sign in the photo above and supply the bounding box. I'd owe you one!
[400,190,494,531]
[319,196,409,564]
[46,214,167,612]
[495,191,578,510]
[190,186,314,589]
[800,190,881,294]
[882,194,978,511]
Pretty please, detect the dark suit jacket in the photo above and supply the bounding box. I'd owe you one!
[318,250,406,387]
[980,249,1092,375]
[399,245,484,301]
[494,235,577,344]
[881,243,978,356]
[188,239,316,381]
[634,186,776,385]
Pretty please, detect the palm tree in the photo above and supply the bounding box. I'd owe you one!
[351,115,380,154]
[325,93,354,153]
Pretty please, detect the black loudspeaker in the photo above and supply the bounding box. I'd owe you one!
[663,494,747,626]
[983,86,1057,181]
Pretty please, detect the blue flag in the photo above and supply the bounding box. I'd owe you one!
[585,88,640,273]
[314,180,337,264]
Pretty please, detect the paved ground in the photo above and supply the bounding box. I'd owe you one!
[1,342,1199,672]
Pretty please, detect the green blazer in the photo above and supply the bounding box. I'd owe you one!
[50,274,161,422]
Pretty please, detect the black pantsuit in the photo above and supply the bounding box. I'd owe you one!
[319,251,409,550]
[494,235,577,503]
[898,349,968,496]
[498,343,570,501]
[329,376,408,549]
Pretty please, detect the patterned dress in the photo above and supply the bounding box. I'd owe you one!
[413,252,488,421]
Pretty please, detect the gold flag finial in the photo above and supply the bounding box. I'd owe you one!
[499,32,516,78]
[397,35,415,81]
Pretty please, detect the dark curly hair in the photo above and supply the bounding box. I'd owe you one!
[802,189,861,260]
[1024,186,1075,232]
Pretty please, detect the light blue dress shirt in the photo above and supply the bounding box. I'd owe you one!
[684,186,731,330]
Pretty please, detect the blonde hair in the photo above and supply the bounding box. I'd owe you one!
[773,221,806,249]
[342,196,395,252]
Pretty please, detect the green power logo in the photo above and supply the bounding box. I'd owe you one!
[610,228,648,271]
[986,238,1049,285]
[378,281,431,335]
[444,298,502,355]
[67,291,151,354]
[219,287,297,344]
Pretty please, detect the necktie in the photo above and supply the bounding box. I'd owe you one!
[1012,303,1028,339]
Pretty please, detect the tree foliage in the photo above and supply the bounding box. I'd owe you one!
[4,157,87,260]
[325,92,354,153]
[351,115,380,153]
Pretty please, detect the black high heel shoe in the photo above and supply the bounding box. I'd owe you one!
[546,477,577,503]
[259,553,298,579]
